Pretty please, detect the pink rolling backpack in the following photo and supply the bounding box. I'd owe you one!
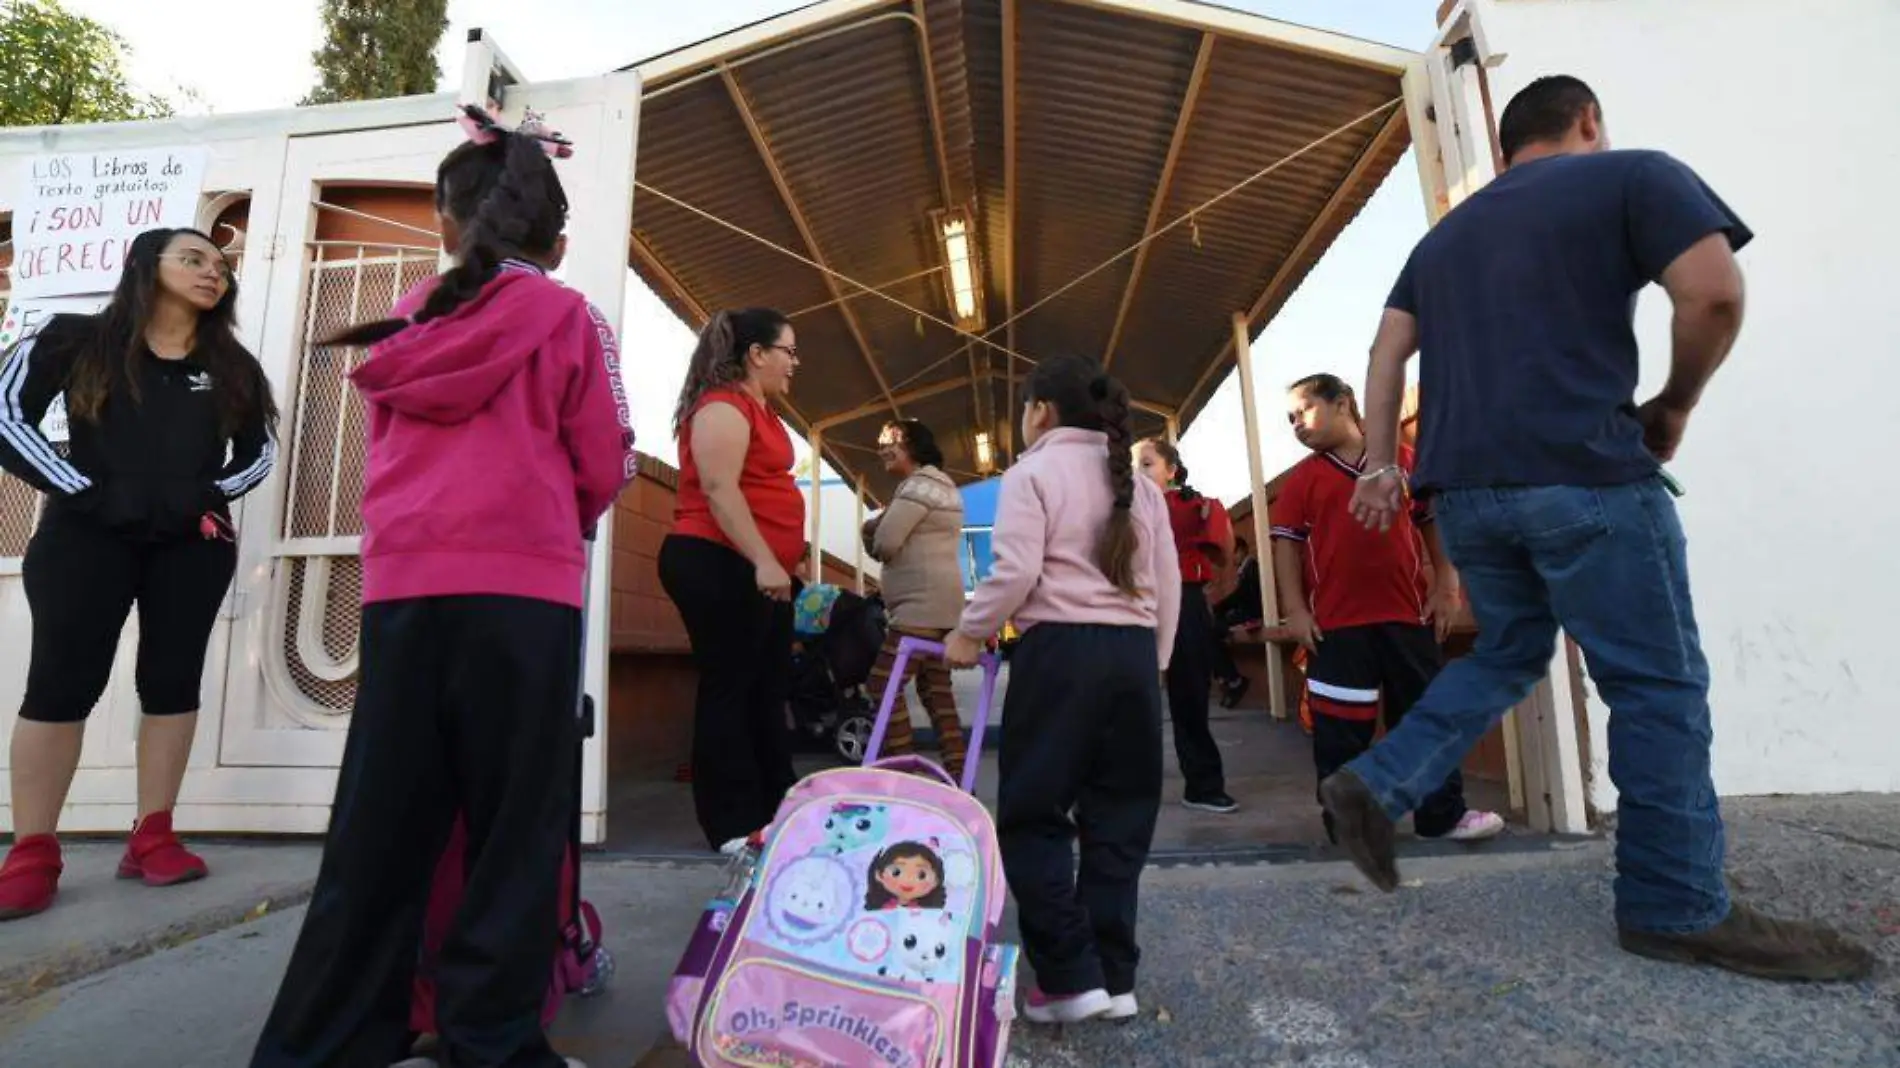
[666,637,1020,1067]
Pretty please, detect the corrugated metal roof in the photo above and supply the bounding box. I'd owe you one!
[629,0,1412,500]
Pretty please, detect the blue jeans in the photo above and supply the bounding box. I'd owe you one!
[1347,477,1729,934]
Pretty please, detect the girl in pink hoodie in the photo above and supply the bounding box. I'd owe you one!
[251,107,632,1068]
[943,354,1180,1027]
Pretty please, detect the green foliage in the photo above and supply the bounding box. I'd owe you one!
[303,0,450,106]
[0,0,172,127]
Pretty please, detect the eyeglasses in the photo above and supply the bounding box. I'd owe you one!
[160,251,235,282]
[767,343,798,359]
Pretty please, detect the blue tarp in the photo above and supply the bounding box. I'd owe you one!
[958,478,1004,591]
[959,477,1003,528]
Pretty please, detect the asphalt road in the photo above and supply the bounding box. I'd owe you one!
[1,797,1894,1067]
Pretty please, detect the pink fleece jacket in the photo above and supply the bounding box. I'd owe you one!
[350,263,636,608]
[958,427,1182,667]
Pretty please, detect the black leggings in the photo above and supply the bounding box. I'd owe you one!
[1165,583,1226,798]
[657,534,797,849]
[21,512,236,722]
[251,595,581,1068]
[997,624,1163,997]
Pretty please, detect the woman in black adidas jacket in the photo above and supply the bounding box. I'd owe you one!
[0,227,278,921]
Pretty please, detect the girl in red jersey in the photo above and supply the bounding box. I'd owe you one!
[1135,439,1237,814]
[1269,374,1502,844]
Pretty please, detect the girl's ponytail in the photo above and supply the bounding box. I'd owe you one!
[1142,438,1199,501]
[320,105,572,349]
[1093,373,1141,596]
[670,307,791,434]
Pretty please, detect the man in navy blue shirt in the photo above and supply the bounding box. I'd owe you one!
[1321,75,1872,981]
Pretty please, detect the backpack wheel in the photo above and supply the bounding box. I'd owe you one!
[580,945,615,997]
[834,714,873,764]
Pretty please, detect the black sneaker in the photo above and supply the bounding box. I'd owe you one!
[1182,792,1239,814]
[1619,902,1877,982]
[1218,677,1250,709]
[1319,769,1399,892]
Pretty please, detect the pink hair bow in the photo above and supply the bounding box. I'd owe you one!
[453,103,576,159]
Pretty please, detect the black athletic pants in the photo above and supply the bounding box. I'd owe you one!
[1307,622,1467,840]
[657,534,797,849]
[251,596,581,1068]
[997,624,1163,997]
[1165,583,1226,800]
[20,511,236,722]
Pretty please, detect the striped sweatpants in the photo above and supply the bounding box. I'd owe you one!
[867,625,966,781]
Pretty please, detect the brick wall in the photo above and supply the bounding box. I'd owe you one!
[606,454,873,780]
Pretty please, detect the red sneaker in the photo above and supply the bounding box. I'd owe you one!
[0,834,63,920]
[117,811,209,887]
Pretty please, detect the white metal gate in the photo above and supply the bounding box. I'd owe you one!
[0,57,641,836]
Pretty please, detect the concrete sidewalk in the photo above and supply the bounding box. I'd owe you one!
[1,795,1896,1066]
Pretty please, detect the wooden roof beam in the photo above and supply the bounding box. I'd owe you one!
[1001,0,1020,464]
[1178,106,1410,424]
[1103,31,1214,370]
[721,65,900,420]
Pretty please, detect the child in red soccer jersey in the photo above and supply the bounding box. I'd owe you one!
[1269,374,1503,844]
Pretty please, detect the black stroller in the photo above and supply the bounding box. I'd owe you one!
[787,584,888,763]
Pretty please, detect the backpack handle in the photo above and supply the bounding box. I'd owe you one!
[863,636,1001,793]
[865,754,960,789]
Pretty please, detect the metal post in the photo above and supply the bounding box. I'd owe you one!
[808,427,825,584]
[853,474,868,595]
[1231,312,1287,720]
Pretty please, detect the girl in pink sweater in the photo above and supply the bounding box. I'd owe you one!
[944,354,1180,1026]
[252,107,631,1068]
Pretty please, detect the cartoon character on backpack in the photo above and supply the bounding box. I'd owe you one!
[879,908,959,984]
[664,763,1019,1067]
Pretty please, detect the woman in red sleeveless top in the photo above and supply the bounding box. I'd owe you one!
[658,308,806,852]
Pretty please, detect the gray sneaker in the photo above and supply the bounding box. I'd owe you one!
[1620,902,1877,982]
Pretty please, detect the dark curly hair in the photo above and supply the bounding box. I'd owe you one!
[1026,354,1140,596]
[879,418,945,469]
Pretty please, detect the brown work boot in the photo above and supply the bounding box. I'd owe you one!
[1619,902,1877,982]
[1319,768,1400,892]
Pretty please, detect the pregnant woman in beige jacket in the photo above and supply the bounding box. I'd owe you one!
[862,419,969,778]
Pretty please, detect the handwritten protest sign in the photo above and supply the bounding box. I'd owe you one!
[10,147,207,300]
[0,295,107,443]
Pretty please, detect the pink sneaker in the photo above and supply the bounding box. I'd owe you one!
[1446,809,1506,841]
[1023,987,1112,1024]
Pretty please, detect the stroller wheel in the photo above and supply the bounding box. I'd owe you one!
[835,714,873,764]
[580,946,615,997]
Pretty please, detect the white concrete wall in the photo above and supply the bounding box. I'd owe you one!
[1474,0,1900,802]
[797,477,882,585]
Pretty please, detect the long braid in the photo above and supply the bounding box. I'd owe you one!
[1093,373,1141,595]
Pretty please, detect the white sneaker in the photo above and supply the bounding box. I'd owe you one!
[718,837,751,857]
[1104,992,1140,1020]
[1445,809,1506,841]
[1022,986,1112,1024]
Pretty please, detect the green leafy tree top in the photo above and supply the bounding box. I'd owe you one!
[303,0,450,106]
[0,0,172,127]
